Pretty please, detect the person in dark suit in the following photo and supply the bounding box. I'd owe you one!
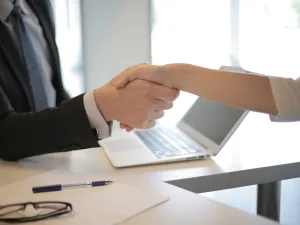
[0,0,178,161]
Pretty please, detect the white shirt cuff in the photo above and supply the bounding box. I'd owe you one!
[269,76,300,122]
[83,91,110,139]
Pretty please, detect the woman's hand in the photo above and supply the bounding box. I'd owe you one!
[113,63,179,89]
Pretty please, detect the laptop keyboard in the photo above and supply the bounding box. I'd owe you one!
[135,128,202,158]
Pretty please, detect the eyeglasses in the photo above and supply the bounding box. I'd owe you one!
[0,201,72,223]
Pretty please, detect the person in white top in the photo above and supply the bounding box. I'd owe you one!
[114,63,300,131]
[268,76,300,121]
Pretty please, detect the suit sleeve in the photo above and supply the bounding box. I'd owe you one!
[0,86,100,161]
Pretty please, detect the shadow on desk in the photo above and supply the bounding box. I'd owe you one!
[0,153,72,186]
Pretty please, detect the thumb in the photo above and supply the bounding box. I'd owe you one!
[115,63,149,88]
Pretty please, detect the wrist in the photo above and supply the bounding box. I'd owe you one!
[160,64,182,89]
[94,86,117,122]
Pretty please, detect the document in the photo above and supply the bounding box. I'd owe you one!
[0,170,169,225]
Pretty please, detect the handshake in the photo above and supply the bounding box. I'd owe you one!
[94,63,179,131]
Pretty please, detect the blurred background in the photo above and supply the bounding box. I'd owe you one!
[50,0,300,122]
[49,1,300,224]
[50,0,300,95]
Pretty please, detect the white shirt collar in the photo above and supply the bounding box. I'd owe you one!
[0,0,30,22]
[0,0,14,22]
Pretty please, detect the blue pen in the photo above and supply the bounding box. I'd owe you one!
[32,180,114,193]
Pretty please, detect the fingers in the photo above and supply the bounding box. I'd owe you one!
[120,123,134,131]
[113,63,178,90]
[120,123,125,129]
[151,83,180,101]
[155,110,165,120]
[143,120,156,129]
[114,63,149,88]
[121,109,167,131]
[152,100,173,111]
[120,119,157,131]
[116,78,178,132]
[120,123,134,132]
[121,62,149,74]
[125,126,134,132]
[120,109,164,132]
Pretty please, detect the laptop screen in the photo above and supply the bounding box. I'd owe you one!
[180,97,245,145]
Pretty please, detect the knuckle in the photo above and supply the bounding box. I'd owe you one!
[151,120,157,127]
[160,101,173,110]
[158,111,165,119]
[168,101,174,109]
[148,120,156,128]
[170,89,180,101]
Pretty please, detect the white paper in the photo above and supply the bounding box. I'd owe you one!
[0,170,169,225]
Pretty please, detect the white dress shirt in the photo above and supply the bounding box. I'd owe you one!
[0,0,110,139]
[269,76,300,122]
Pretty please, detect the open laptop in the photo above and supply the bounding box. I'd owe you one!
[100,66,249,167]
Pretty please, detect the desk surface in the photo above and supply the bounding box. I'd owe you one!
[0,153,277,225]
[0,112,299,224]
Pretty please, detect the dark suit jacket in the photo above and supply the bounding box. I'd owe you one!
[0,0,99,161]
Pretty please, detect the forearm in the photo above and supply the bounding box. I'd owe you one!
[0,95,99,161]
[162,63,278,115]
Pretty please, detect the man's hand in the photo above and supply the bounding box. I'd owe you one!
[94,78,179,130]
[106,63,180,131]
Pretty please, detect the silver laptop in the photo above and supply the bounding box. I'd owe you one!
[100,66,248,167]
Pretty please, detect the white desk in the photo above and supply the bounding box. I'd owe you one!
[0,154,277,225]
[0,112,299,224]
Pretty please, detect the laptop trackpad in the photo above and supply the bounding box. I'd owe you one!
[104,138,144,152]
[102,136,156,167]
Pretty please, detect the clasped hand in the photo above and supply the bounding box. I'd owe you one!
[94,63,179,131]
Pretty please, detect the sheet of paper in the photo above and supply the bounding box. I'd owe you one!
[0,170,169,225]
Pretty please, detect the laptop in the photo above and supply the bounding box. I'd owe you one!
[100,66,249,167]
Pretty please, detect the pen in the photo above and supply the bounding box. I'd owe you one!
[32,180,114,193]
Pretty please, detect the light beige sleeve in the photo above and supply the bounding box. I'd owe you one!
[269,76,300,122]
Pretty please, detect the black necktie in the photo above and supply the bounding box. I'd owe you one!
[11,5,49,111]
